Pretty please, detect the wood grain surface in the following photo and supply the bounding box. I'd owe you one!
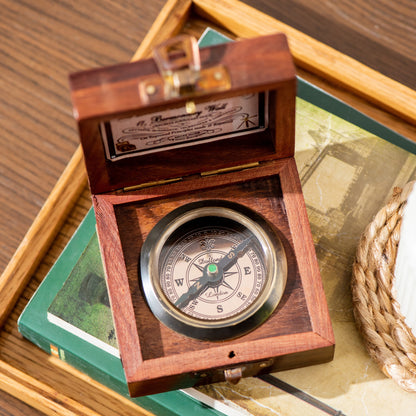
[0,0,414,414]
[243,0,416,90]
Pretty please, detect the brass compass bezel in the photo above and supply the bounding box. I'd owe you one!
[140,200,287,341]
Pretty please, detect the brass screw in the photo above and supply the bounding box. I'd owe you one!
[186,100,197,114]
[214,71,223,81]
[146,84,157,95]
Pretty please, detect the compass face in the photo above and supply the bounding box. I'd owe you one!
[140,200,287,341]
[160,217,266,321]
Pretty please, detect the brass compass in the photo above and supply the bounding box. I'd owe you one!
[140,200,287,341]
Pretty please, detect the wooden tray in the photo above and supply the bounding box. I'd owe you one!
[1,0,416,414]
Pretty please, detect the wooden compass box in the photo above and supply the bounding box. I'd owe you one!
[69,33,334,397]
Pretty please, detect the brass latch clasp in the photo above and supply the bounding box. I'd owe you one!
[139,35,231,103]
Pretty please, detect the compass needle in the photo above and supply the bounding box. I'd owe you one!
[217,236,253,272]
[174,273,210,309]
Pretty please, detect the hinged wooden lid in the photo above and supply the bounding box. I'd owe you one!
[69,33,296,195]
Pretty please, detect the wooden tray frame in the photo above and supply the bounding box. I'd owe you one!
[1,0,416,414]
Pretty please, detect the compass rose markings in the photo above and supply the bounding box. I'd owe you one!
[193,263,205,273]
[193,263,237,275]
[221,280,234,291]
[189,273,235,292]
[173,237,254,309]
[187,247,245,297]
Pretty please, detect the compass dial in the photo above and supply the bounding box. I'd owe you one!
[140,200,287,341]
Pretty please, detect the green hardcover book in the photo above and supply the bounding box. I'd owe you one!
[18,28,416,416]
[46,229,118,358]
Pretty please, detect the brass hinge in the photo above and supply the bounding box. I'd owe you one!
[122,162,260,192]
[123,177,182,192]
[201,162,260,177]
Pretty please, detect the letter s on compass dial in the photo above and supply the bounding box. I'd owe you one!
[140,200,287,341]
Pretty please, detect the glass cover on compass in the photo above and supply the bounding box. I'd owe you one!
[140,200,287,341]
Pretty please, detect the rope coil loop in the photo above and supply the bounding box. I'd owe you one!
[351,181,416,392]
